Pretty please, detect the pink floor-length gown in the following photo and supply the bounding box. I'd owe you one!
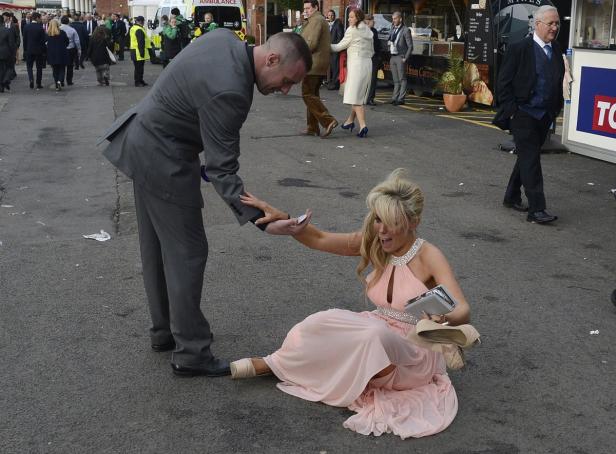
[264,241,458,439]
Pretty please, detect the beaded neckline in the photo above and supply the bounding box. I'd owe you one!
[389,238,424,266]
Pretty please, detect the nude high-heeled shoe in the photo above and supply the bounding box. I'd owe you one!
[230,358,256,379]
[408,319,481,349]
[230,358,272,379]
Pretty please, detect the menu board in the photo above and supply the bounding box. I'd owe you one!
[465,0,494,65]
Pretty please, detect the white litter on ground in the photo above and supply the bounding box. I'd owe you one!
[337,145,344,149]
[589,330,599,335]
[83,230,111,242]
[1,204,14,208]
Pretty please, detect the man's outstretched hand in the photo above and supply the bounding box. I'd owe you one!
[240,192,312,235]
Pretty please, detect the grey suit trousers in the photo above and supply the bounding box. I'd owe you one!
[134,183,213,367]
[390,55,407,102]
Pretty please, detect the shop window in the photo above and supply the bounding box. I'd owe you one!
[575,0,615,49]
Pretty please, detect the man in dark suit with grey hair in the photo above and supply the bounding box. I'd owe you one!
[100,30,312,377]
[493,5,564,224]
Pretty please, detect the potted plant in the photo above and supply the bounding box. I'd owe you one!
[438,52,467,112]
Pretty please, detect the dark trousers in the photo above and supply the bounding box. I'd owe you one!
[51,64,66,83]
[505,110,552,212]
[302,75,336,133]
[26,54,45,86]
[327,52,340,89]
[133,183,213,367]
[368,55,381,102]
[115,36,125,60]
[0,59,8,88]
[66,48,77,83]
[133,59,145,84]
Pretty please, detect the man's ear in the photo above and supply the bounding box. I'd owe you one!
[266,53,281,67]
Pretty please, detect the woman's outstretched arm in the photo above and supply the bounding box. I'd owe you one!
[241,192,362,256]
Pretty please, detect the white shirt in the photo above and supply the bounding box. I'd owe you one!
[533,32,552,57]
[60,23,81,51]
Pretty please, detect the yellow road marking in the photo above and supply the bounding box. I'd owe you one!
[437,114,501,130]
[399,105,422,111]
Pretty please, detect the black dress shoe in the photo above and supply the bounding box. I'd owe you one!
[29,81,34,89]
[503,200,529,212]
[151,340,176,352]
[527,210,558,224]
[366,100,376,106]
[172,358,231,377]
[397,100,406,105]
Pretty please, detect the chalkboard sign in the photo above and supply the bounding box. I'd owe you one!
[465,0,494,65]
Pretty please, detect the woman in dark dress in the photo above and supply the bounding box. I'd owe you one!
[87,26,113,86]
[45,19,69,91]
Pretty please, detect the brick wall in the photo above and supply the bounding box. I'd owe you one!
[95,0,129,18]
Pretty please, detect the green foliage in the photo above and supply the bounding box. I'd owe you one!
[438,53,465,95]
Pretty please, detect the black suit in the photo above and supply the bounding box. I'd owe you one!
[72,21,88,66]
[494,36,565,213]
[111,20,127,61]
[23,21,47,87]
[0,25,16,91]
[327,18,344,89]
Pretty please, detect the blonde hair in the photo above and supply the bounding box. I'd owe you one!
[47,19,61,36]
[356,169,424,287]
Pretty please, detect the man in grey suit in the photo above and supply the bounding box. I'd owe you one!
[388,11,413,105]
[99,30,312,377]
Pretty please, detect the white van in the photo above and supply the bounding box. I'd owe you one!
[188,0,247,40]
[148,0,187,48]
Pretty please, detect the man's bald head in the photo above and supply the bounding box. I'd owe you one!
[253,32,312,95]
[264,32,312,73]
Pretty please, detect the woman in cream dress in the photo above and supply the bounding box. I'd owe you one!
[331,8,374,137]
[232,169,471,439]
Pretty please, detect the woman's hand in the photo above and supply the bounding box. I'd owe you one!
[265,210,313,235]
[240,191,290,225]
[421,311,450,324]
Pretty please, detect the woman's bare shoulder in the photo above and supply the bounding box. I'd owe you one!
[417,240,449,266]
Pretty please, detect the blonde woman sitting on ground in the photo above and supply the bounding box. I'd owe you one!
[233,169,470,439]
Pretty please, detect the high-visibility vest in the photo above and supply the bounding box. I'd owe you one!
[129,24,150,61]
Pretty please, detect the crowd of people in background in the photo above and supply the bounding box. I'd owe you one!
[0,9,160,91]
[2,2,401,144]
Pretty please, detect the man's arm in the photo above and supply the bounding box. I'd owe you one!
[73,28,81,52]
[403,26,413,61]
[198,91,263,225]
[136,28,145,58]
[496,43,520,111]
[301,20,320,52]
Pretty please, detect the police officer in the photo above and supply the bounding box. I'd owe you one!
[129,16,149,87]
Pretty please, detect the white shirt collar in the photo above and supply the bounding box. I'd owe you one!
[533,32,551,49]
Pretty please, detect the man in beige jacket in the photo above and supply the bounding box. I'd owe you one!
[300,0,338,137]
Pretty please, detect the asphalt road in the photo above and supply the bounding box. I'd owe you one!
[1,58,615,454]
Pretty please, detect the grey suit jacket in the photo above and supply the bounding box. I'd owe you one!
[100,29,261,225]
[390,25,413,61]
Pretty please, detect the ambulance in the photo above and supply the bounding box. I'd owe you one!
[188,0,247,41]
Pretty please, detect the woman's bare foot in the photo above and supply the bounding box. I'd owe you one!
[251,357,272,376]
[373,364,395,378]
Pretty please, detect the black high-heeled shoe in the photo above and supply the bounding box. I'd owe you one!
[341,122,355,132]
[357,127,368,138]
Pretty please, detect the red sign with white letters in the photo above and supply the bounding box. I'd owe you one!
[592,95,616,135]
